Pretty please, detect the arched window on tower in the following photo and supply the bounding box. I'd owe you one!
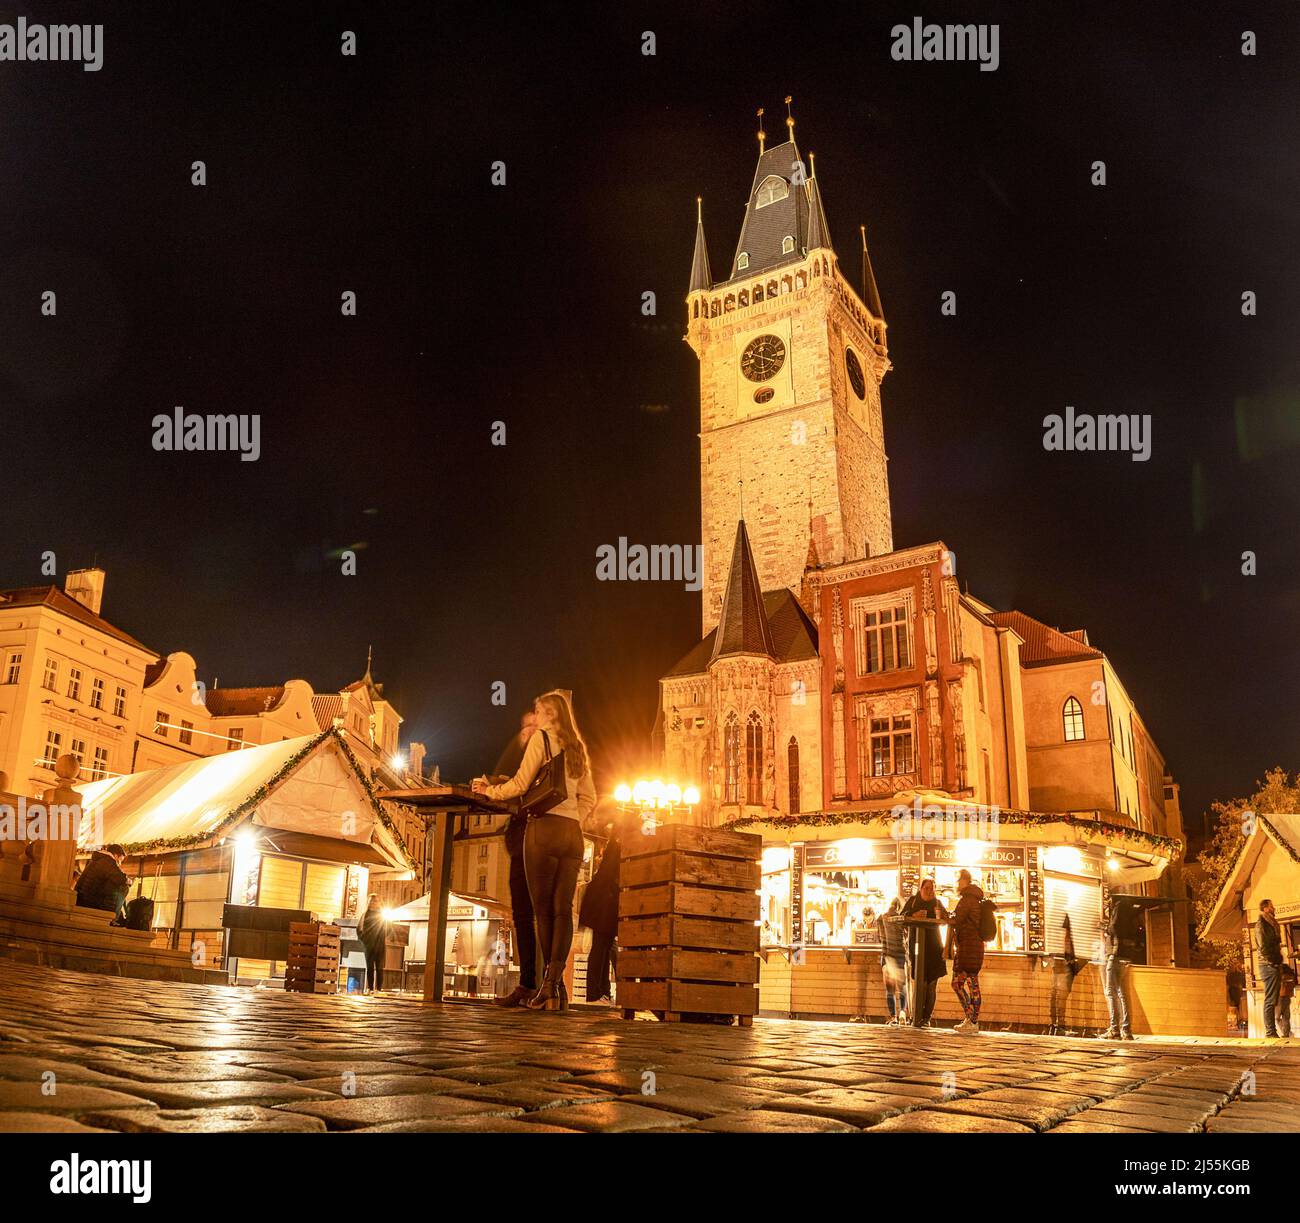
[787,737,800,814]
[1063,696,1085,742]
[755,175,789,208]
[738,251,750,270]
[724,713,741,804]
[753,283,764,302]
[782,235,795,254]
[746,711,763,806]
[738,290,748,308]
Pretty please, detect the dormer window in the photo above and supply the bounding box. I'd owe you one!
[782,235,795,254]
[738,252,749,270]
[755,175,789,208]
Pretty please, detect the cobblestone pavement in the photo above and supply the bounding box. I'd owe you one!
[0,961,1297,1133]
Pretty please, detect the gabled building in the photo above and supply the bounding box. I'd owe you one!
[654,107,1209,1028]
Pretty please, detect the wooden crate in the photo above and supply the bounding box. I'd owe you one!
[285,921,341,995]
[617,824,761,1025]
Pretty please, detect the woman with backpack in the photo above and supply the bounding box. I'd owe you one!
[948,868,987,1034]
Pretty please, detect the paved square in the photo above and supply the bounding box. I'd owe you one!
[0,960,1296,1133]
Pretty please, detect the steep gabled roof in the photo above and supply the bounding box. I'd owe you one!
[667,589,817,677]
[713,520,775,661]
[727,140,818,282]
[805,175,832,253]
[205,686,286,717]
[689,201,713,293]
[861,225,884,319]
[989,609,1103,667]
[0,585,156,655]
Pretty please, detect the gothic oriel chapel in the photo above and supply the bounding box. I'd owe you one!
[654,108,1206,1019]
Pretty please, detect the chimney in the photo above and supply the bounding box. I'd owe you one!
[407,742,426,782]
[65,568,106,616]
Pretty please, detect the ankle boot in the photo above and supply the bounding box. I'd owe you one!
[527,963,564,1011]
[494,985,535,1008]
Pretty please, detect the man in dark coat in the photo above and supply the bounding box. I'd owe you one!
[358,895,388,994]
[880,897,909,1024]
[901,879,949,1026]
[492,710,540,1007]
[1255,898,1284,1038]
[948,868,985,1034]
[579,816,624,1002]
[74,844,129,921]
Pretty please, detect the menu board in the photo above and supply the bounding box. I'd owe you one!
[803,841,899,869]
[1026,846,1045,952]
[900,841,923,899]
[922,843,1026,868]
[790,843,804,947]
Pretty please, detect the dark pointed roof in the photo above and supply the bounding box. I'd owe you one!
[689,207,712,293]
[805,176,832,253]
[712,520,776,662]
[861,226,884,319]
[727,140,827,282]
[666,589,817,677]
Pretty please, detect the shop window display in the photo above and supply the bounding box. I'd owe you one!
[802,865,897,946]
[933,863,1026,951]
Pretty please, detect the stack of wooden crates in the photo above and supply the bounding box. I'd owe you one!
[285,920,341,994]
[617,825,761,1025]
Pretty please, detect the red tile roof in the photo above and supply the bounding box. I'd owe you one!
[205,686,286,717]
[989,610,1102,667]
[0,585,156,654]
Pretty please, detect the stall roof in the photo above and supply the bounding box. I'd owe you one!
[74,729,414,870]
[1201,814,1300,941]
[386,890,511,922]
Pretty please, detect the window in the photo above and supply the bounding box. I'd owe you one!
[738,252,749,270]
[155,710,171,737]
[754,175,789,208]
[70,738,86,768]
[227,728,244,750]
[43,730,63,768]
[67,668,82,701]
[478,843,489,860]
[91,747,110,779]
[90,677,104,709]
[781,235,795,254]
[858,713,914,779]
[112,686,126,718]
[477,874,487,892]
[857,603,912,675]
[42,657,59,691]
[4,652,22,684]
[723,713,741,804]
[787,737,800,814]
[745,712,763,805]
[1063,697,1085,742]
[180,720,193,745]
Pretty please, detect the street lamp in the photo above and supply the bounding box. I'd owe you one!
[613,776,702,825]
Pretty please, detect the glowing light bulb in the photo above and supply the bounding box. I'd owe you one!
[614,783,633,804]
[665,783,682,805]
[683,785,700,806]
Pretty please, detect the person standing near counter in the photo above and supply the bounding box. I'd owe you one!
[492,709,540,1008]
[948,869,985,1034]
[1099,896,1134,1040]
[359,895,388,995]
[880,897,909,1025]
[475,690,596,1012]
[901,879,949,1026]
[1255,899,1284,1038]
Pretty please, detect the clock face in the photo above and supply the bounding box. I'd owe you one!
[740,334,786,383]
[845,348,866,400]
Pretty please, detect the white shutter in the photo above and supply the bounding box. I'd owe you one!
[1045,875,1102,958]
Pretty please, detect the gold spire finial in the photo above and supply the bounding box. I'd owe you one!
[810,151,816,179]
[696,195,702,223]
[756,107,766,154]
[861,223,868,249]
[785,95,795,138]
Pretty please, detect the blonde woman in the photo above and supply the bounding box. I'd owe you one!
[474,691,595,1010]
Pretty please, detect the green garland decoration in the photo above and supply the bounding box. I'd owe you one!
[721,806,1183,859]
[109,728,417,868]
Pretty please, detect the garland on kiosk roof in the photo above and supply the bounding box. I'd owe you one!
[98,729,416,866]
[721,806,1182,858]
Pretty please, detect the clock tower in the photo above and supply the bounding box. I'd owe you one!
[686,110,893,634]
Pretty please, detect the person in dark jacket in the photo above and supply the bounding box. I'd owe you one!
[358,895,388,994]
[948,869,985,1034]
[492,710,540,1007]
[1255,899,1284,1038]
[1100,896,1135,1040]
[880,897,909,1025]
[74,844,129,921]
[901,879,949,1025]
[579,814,625,1002]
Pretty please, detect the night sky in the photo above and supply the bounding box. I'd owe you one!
[2,2,1297,844]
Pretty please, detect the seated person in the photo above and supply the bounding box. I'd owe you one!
[75,844,130,921]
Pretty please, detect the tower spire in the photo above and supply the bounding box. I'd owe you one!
[689,196,712,293]
[860,224,884,319]
[784,95,795,143]
[804,153,832,253]
[712,519,775,662]
[756,106,766,155]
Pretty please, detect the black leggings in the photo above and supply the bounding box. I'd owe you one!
[524,816,584,977]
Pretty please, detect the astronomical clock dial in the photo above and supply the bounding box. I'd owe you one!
[740,334,786,383]
[845,347,866,400]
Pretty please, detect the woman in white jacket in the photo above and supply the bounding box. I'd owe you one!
[474,690,595,1010]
